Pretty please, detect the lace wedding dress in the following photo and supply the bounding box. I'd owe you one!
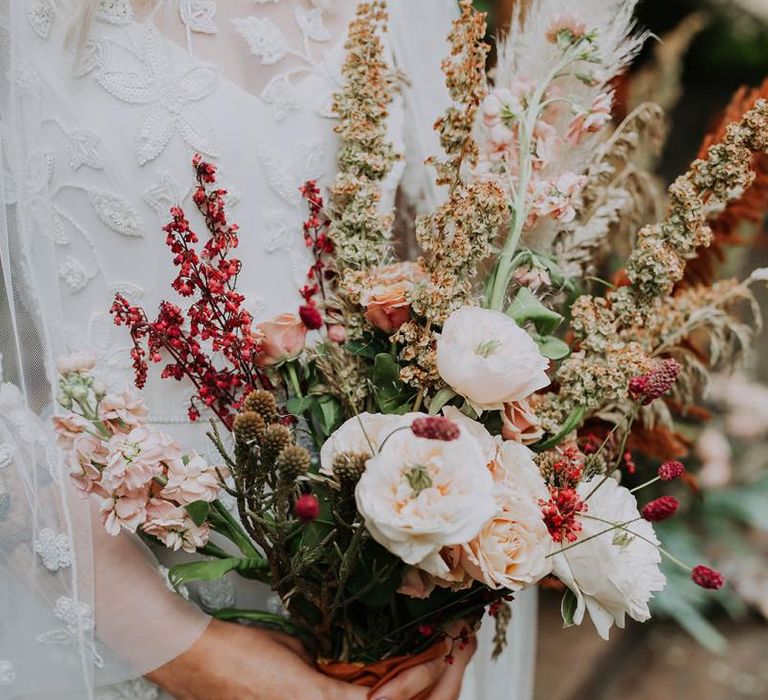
[0,1,537,698]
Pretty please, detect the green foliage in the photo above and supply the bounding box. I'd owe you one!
[533,406,585,452]
[169,557,269,589]
[184,500,210,527]
[507,287,564,335]
[560,588,578,628]
[371,353,414,414]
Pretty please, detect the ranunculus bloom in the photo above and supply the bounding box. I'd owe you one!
[501,399,544,445]
[103,427,181,494]
[319,412,421,476]
[57,351,96,376]
[360,262,426,335]
[256,313,307,367]
[98,391,148,432]
[436,307,550,413]
[355,422,495,569]
[143,498,210,553]
[552,477,666,639]
[162,452,221,505]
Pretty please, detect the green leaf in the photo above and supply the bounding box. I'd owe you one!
[533,334,571,360]
[507,287,563,335]
[560,588,578,628]
[428,387,457,415]
[533,406,585,452]
[344,339,380,359]
[168,557,269,589]
[372,353,413,414]
[310,395,343,438]
[185,500,210,527]
[286,396,314,417]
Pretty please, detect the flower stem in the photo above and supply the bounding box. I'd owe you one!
[546,517,642,558]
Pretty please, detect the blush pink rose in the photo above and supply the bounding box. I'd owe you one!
[256,313,307,367]
[360,263,426,335]
[501,399,545,445]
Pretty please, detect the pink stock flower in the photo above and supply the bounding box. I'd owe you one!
[98,391,148,432]
[100,490,150,536]
[532,172,586,223]
[144,499,210,552]
[532,120,560,169]
[70,460,109,498]
[256,313,307,367]
[103,427,181,494]
[546,12,587,44]
[162,452,221,505]
[53,414,90,451]
[56,351,96,376]
[567,92,614,144]
[512,266,551,292]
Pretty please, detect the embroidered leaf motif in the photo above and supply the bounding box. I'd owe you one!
[72,40,109,78]
[29,198,69,244]
[87,189,144,237]
[144,170,183,220]
[136,104,176,166]
[232,17,289,65]
[179,0,218,34]
[261,73,299,121]
[294,6,331,43]
[27,0,55,39]
[0,443,12,470]
[96,0,134,25]
[96,68,158,105]
[68,130,104,170]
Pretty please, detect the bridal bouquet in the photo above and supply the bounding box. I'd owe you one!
[54,0,768,692]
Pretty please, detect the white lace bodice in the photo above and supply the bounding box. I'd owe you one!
[16,0,424,427]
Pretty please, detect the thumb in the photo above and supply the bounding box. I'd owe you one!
[318,676,369,700]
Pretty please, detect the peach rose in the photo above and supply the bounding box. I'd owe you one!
[256,313,307,367]
[360,262,426,335]
[501,399,544,445]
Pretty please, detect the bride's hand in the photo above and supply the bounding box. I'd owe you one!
[372,624,478,700]
[147,618,464,700]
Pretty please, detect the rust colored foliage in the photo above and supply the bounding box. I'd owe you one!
[684,79,768,286]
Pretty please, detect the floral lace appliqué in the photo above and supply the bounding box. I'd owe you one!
[34,528,72,571]
[37,596,104,668]
[95,29,219,165]
[0,659,15,687]
[96,678,160,700]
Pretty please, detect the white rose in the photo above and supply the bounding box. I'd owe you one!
[355,425,496,568]
[552,477,666,639]
[436,307,550,413]
[57,351,96,376]
[319,412,422,476]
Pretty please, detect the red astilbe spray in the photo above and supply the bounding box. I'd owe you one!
[298,180,337,332]
[111,155,265,427]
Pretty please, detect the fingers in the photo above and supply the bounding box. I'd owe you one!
[372,653,447,700]
[427,634,478,700]
[319,677,369,700]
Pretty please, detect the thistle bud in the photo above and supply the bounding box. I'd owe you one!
[233,411,266,446]
[332,451,369,487]
[276,445,311,481]
[242,390,278,423]
[261,423,293,463]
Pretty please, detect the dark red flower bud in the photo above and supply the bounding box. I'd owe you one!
[411,416,460,441]
[691,565,725,590]
[299,304,323,330]
[658,461,685,482]
[628,359,683,405]
[641,495,679,522]
[294,494,320,523]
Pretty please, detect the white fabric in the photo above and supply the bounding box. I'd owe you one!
[0,1,536,698]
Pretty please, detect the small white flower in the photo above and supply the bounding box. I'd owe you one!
[436,307,550,413]
[552,477,666,639]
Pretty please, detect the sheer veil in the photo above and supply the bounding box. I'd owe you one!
[0,1,536,698]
